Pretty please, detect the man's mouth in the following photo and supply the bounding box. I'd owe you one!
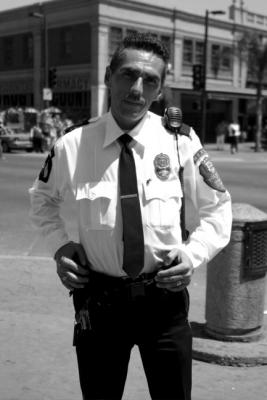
[124,98,144,107]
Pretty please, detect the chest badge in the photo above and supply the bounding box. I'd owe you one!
[154,153,171,181]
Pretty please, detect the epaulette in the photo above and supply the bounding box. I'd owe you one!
[64,118,90,134]
[179,123,191,137]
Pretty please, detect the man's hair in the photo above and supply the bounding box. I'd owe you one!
[109,32,169,82]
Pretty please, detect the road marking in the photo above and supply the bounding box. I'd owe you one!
[212,157,243,162]
[0,254,52,261]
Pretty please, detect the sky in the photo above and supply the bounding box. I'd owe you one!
[0,0,267,19]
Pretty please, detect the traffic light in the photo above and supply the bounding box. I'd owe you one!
[48,67,57,88]
[192,64,204,91]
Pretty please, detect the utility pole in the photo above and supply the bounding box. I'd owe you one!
[200,10,225,144]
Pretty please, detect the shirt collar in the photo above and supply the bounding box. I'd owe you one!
[103,111,151,149]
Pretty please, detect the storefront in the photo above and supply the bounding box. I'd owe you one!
[0,79,33,109]
[47,73,91,122]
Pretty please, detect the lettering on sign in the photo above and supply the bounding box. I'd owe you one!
[0,80,32,93]
[56,76,90,92]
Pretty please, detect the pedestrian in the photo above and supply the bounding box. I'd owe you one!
[30,122,44,153]
[228,120,241,154]
[29,32,232,400]
[215,119,228,150]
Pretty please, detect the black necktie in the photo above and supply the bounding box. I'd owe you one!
[118,134,144,279]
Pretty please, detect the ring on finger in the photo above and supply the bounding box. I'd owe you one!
[176,281,183,287]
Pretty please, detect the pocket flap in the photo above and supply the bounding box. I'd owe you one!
[144,179,183,201]
[76,181,116,201]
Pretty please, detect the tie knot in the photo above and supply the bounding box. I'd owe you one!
[118,134,132,147]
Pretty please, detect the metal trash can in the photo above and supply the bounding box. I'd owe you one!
[205,203,267,342]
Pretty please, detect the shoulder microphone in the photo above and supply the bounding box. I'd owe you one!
[163,106,188,242]
[163,106,183,134]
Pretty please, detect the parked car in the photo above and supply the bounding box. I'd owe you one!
[0,127,33,152]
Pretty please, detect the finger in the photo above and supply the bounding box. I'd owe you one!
[61,279,86,290]
[75,245,87,267]
[59,274,88,290]
[162,254,179,268]
[66,271,89,284]
[156,278,189,291]
[60,257,90,276]
[156,264,189,281]
[156,273,191,287]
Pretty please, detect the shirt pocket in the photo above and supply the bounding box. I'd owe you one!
[143,179,182,228]
[76,181,116,230]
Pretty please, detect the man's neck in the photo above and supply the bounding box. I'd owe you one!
[111,111,146,132]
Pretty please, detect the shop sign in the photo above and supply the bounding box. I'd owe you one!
[43,88,53,101]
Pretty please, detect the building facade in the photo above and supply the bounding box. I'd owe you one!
[0,0,267,141]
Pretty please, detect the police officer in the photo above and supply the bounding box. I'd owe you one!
[30,33,232,400]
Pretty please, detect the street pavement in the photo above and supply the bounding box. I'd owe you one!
[0,142,267,399]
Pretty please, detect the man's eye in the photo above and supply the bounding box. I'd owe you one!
[144,77,158,85]
[122,71,135,79]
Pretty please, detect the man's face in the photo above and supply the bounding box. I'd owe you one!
[106,48,165,130]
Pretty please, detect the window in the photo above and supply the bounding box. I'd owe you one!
[183,39,204,65]
[3,37,13,66]
[247,13,255,23]
[221,46,231,69]
[195,41,204,64]
[183,39,193,64]
[22,34,33,64]
[211,44,220,73]
[256,15,264,25]
[211,44,231,73]
[60,27,72,58]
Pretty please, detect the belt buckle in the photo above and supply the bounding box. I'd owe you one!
[129,281,145,300]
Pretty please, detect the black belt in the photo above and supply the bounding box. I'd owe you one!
[89,269,158,300]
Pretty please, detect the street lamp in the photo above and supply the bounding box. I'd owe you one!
[201,9,225,144]
[29,11,49,107]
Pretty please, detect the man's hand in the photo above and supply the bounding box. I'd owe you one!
[55,242,90,291]
[155,248,194,292]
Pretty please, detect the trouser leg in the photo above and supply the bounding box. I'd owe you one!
[139,320,192,400]
[75,326,132,400]
[138,290,192,400]
[74,282,192,400]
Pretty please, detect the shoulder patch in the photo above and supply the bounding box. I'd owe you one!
[179,123,191,137]
[193,148,207,165]
[38,146,55,183]
[64,118,90,134]
[194,148,226,192]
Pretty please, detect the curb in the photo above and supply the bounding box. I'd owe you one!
[192,322,267,367]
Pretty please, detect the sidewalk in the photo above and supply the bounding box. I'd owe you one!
[0,255,266,400]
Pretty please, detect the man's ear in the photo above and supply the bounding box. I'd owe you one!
[155,91,162,102]
[104,66,111,88]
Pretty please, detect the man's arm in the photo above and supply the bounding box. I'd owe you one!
[155,129,232,291]
[29,138,90,290]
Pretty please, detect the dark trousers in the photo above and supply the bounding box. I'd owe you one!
[230,136,239,153]
[74,276,192,400]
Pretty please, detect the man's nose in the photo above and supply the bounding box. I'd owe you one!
[130,77,143,95]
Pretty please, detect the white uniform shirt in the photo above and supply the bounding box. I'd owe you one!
[29,111,232,276]
[228,123,241,137]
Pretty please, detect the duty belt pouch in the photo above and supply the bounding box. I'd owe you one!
[72,288,92,346]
